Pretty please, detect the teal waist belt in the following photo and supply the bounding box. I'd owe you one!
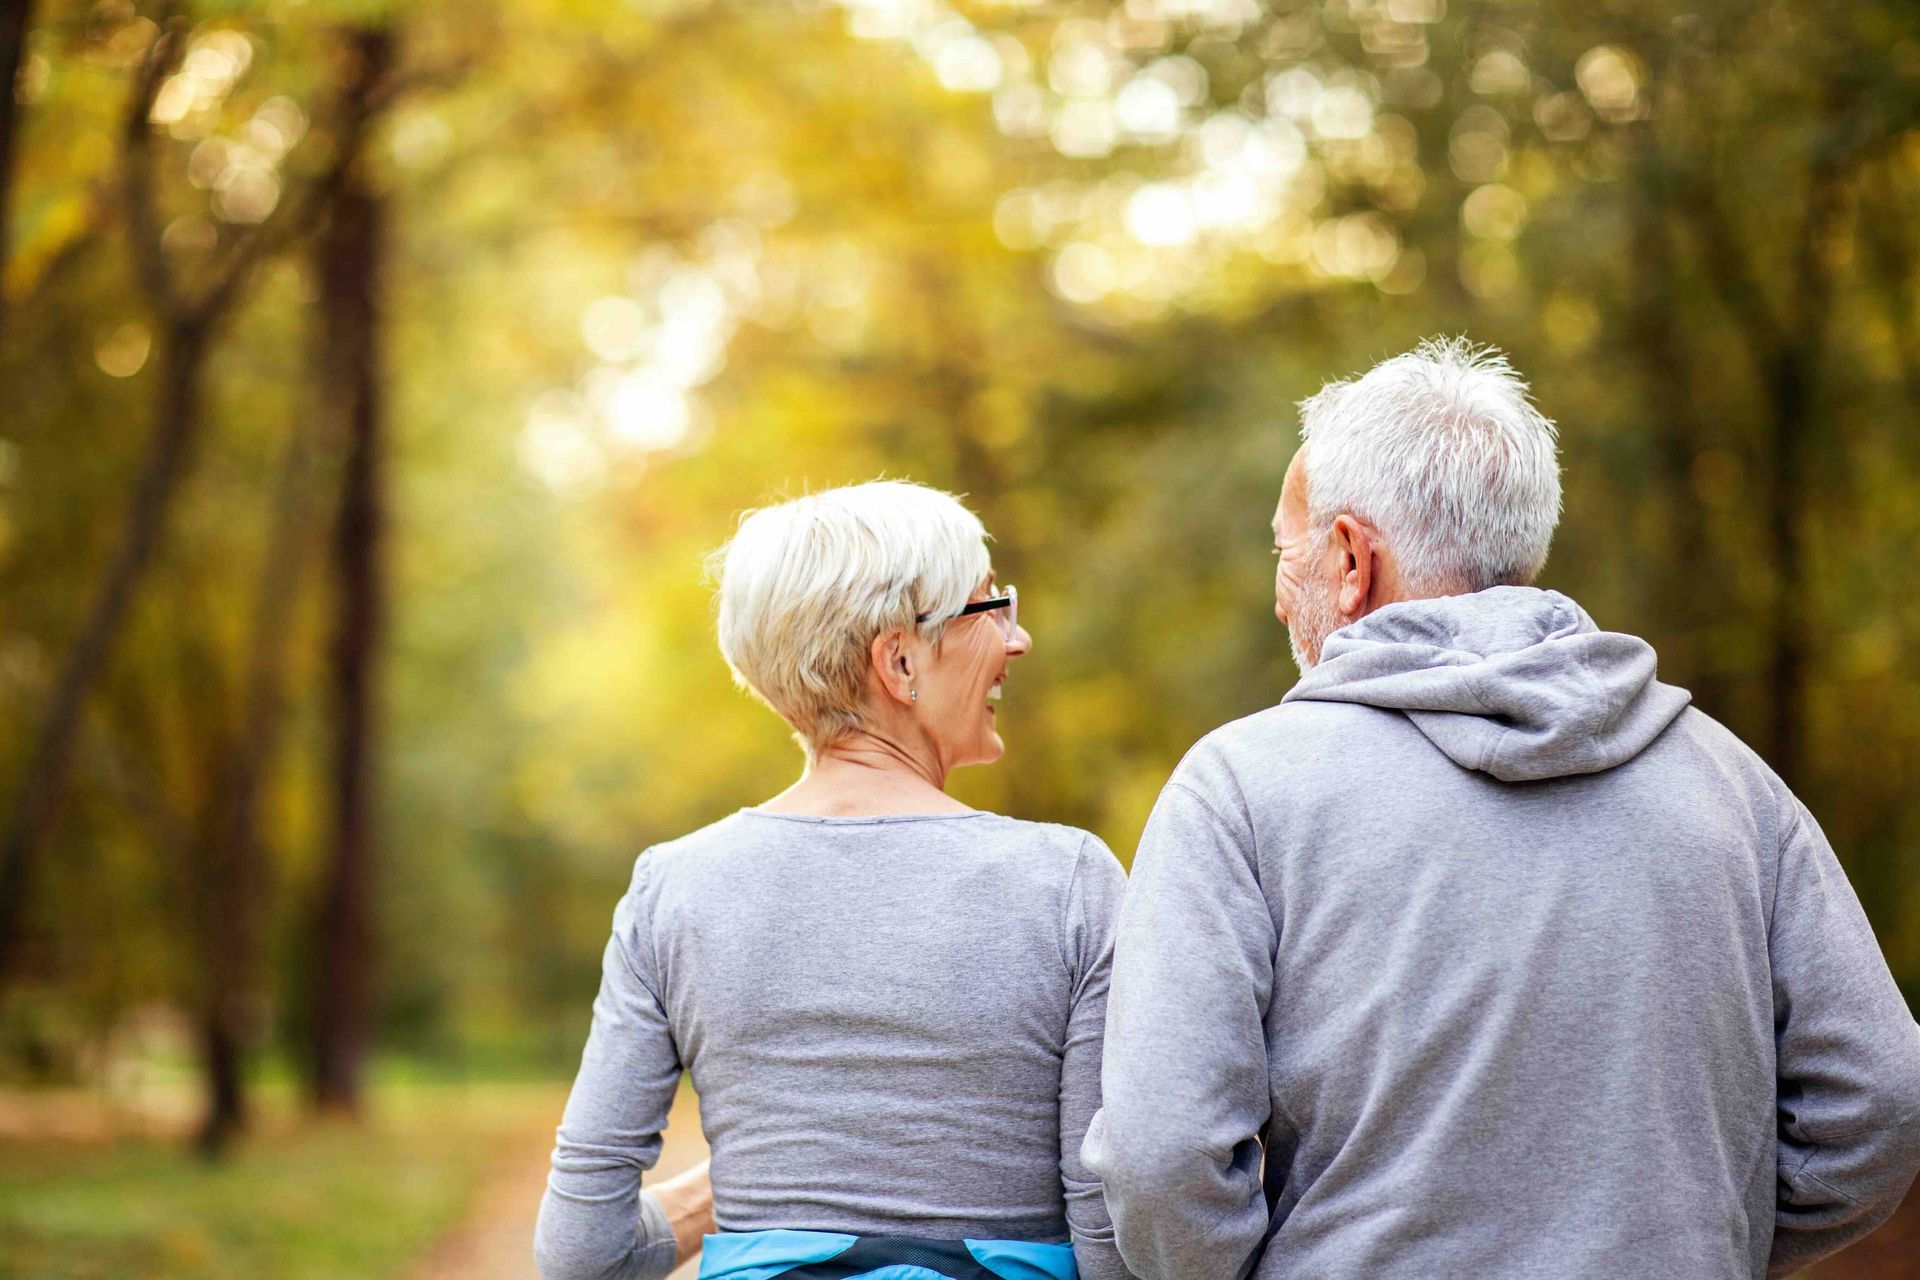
[698,1229,1078,1280]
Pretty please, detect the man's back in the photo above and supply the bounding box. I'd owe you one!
[1087,588,1920,1279]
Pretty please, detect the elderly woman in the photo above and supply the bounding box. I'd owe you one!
[533,480,1131,1280]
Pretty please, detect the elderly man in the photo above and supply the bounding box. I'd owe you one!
[1084,338,1920,1279]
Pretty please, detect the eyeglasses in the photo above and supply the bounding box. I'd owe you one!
[917,584,1018,641]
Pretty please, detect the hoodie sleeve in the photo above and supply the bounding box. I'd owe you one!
[1766,799,1920,1278]
[534,859,684,1280]
[1083,772,1274,1280]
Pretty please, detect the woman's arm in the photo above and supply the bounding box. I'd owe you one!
[534,861,693,1280]
[1058,835,1138,1280]
[647,1161,716,1267]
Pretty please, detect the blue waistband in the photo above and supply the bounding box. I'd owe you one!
[698,1229,1078,1280]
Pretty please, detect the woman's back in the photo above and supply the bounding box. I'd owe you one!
[650,809,1118,1238]
[538,807,1128,1277]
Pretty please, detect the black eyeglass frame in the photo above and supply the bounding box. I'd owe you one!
[915,585,1017,632]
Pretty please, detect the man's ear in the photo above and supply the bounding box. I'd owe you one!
[1330,514,1375,619]
[869,627,917,707]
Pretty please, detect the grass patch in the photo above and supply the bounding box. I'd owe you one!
[0,1080,568,1280]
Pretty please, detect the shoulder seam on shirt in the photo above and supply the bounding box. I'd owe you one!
[1060,833,1092,981]
[1767,801,1808,944]
[613,924,665,1006]
[620,854,668,1006]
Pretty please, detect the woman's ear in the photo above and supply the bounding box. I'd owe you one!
[869,627,918,707]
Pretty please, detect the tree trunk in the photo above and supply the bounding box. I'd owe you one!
[1668,94,1858,796]
[195,999,248,1155]
[1761,356,1812,793]
[193,341,332,1152]
[1627,166,1723,716]
[2,12,259,992]
[0,0,33,346]
[309,25,393,1114]
[0,325,209,984]
[1756,108,1854,795]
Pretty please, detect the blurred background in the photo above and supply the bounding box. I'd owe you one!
[2,0,1917,1276]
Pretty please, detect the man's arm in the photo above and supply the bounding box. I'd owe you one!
[1767,799,1920,1277]
[1084,770,1275,1280]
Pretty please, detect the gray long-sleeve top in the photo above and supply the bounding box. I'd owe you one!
[1086,587,1920,1280]
[534,808,1133,1280]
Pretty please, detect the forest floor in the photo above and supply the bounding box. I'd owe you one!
[0,1077,549,1279]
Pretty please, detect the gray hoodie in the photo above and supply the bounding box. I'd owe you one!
[1084,586,1920,1280]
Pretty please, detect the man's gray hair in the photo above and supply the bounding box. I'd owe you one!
[1298,337,1561,595]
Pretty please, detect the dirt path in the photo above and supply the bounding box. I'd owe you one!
[406,1087,709,1280]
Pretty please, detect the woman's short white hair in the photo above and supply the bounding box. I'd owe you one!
[708,480,991,756]
[1298,337,1562,594]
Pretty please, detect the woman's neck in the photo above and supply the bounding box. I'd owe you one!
[754,735,972,817]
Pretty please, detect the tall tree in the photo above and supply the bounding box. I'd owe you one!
[0,7,380,992]
[0,13,209,987]
[308,23,395,1114]
[190,369,333,1155]
[0,0,33,345]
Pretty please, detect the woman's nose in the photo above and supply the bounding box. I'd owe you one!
[1006,623,1032,657]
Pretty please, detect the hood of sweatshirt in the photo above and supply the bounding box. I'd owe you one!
[1281,586,1692,782]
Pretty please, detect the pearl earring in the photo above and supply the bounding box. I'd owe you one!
[909,689,918,702]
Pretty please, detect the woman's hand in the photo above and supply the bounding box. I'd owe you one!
[651,1159,716,1266]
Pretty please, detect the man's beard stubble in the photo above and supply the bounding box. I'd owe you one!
[1286,571,1345,676]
